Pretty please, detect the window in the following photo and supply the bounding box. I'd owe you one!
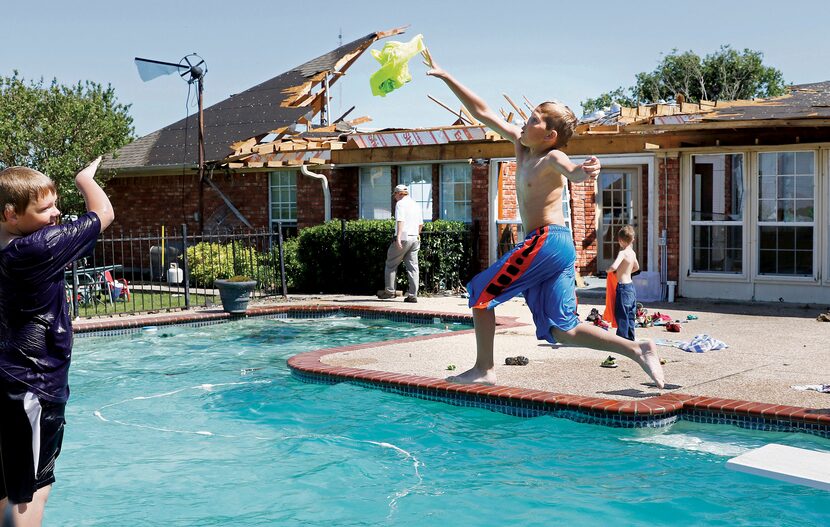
[398,164,433,221]
[269,171,296,225]
[440,163,471,222]
[757,151,815,276]
[359,166,392,219]
[690,154,744,273]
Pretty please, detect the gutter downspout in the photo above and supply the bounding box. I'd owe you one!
[300,164,331,222]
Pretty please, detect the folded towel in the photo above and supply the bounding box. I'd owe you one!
[792,384,830,393]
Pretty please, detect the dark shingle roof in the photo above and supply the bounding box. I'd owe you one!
[104,32,383,171]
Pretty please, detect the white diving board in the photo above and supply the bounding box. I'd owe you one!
[727,443,830,491]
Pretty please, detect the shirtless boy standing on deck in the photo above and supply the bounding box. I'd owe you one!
[425,53,665,389]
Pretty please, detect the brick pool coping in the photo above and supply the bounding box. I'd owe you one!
[74,304,830,437]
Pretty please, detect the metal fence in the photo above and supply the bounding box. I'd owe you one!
[66,220,481,318]
[66,224,288,319]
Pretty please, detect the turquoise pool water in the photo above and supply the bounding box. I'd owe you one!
[49,316,829,526]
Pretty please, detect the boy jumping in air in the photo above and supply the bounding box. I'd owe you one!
[424,53,665,389]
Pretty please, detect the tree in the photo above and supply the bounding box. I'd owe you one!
[581,46,787,114]
[0,72,134,214]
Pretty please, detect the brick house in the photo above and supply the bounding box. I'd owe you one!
[104,34,830,303]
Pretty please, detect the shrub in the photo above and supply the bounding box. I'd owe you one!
[186,241,259,286]
[264,236,300,292]
[293,219,474,294]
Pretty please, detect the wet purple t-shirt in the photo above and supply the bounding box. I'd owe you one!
[0,212,101,402]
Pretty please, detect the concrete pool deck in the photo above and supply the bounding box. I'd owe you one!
[73,292,830,412]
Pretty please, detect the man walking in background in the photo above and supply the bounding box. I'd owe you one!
[377,184,423,303]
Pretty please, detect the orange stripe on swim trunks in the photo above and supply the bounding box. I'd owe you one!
[472,226,549,307]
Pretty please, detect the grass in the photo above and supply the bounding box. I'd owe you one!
[70,291,215,318]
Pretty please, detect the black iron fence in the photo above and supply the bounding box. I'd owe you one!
[66,220,480,318]
[66,224,288,319]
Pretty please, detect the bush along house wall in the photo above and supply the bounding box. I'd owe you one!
[295,219,476,295]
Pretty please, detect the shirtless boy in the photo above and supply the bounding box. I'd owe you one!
[425,53,665,389]
[607,225,639,341]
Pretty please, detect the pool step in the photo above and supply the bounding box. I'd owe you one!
[727,443,830,491]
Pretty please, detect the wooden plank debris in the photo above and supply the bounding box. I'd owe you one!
[347,116,373,126]
[428,94,474,125]
[459,105,479,125]
[503,93,528,120]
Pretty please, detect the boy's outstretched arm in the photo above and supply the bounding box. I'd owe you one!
[75,157,114,230]
[548,150,601,183]
[424,52,521,144]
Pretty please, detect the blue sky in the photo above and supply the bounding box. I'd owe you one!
[2,0,827,137]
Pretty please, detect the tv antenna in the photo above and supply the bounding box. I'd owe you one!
[134,54,208,230]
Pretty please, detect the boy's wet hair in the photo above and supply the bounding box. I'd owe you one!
[617,225,635,244]
[0,166,57,220]
[537,101,578,148]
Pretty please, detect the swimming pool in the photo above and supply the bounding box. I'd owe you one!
[50,315,829,525]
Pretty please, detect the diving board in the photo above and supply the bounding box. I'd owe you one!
[727,443,830,491]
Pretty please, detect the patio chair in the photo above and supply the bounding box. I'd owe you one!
[103,270,130,301]
[71,272,105,306]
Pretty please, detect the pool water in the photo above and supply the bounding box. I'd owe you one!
[49,316,829,526]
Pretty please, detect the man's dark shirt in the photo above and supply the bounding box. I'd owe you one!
[0,212,100,402]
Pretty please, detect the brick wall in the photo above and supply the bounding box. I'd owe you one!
[570,179,598,275]
[107,172,270,235]
[471,160,490,271]
[495,161,519,258]
[658,156,681,281]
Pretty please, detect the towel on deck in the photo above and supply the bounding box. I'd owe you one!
[677,334,729,353]
[792,384,830,393]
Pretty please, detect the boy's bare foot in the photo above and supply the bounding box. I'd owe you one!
[635,341,665,389]
[446,366,496,386]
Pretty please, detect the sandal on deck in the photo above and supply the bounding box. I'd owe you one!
[600,356,618,368]
[505,356,529,366]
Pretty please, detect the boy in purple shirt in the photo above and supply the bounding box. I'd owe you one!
[0,157,114,526]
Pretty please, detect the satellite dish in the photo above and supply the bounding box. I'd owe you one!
[134,54,208,230]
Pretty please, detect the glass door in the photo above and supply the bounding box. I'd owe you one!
[598,168,639,271]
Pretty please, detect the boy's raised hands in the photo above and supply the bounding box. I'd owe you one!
[75,156,103,182]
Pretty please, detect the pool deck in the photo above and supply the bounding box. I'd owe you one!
[73,292,830,420]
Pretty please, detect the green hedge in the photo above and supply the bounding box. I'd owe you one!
[295,219,474,294]
[185,241,259,285]
[186,238,300,293]
[181,220,474,295]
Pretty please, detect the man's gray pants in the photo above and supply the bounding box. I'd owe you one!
[384,237,420,297]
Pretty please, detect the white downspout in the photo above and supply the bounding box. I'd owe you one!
[300,164,331,222]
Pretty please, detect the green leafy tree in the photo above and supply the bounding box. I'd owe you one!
[581,46,787,114]
[0,72,134,214]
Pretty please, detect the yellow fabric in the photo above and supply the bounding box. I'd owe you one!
[370,34,426,97]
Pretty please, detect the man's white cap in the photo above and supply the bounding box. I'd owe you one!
[393,184,409,193]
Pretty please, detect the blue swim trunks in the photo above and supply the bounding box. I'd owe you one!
[468,224,579,343]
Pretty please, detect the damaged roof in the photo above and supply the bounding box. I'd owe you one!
[580,81,830,134]
[103,27,405,171]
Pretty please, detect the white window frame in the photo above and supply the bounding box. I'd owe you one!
[596,166,642,272]
[752,150,818,282]
[358,165,392,219]
[440,162,472,222]
[398,164,433,221]
[824,147,830,285]
[686,153,747,278]
[268,170,297,226]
